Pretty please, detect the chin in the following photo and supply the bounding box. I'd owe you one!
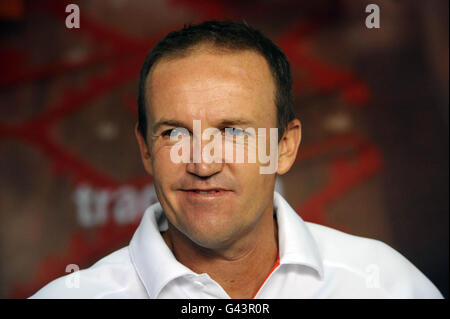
[183,222,240,250]
[189,235,236,251]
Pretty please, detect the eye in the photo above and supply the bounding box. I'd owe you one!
[224,127,248,136]
[161,128,189,137]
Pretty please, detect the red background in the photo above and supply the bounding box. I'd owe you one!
[0,0,448,298]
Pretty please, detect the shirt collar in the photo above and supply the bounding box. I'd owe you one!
[273,191,324,278]
[129,191,324,298]
[129,204,196,298]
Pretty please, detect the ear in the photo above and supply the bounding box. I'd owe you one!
[277,119,301,175]
[135,124,153,176]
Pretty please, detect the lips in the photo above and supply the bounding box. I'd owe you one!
[179,188,232,197]
[191,190,219,194]
[182,188,228,193]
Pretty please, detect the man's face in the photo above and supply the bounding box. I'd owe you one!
[143,48,278,249]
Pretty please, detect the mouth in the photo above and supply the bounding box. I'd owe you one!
[180,188,231,197]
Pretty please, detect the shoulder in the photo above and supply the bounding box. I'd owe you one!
[305,222,443,298]
[29,246,147,299]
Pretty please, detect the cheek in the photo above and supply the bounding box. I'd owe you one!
[235,163,276,209]
[231,162,269,190]
[151,144,180,182]
[230,163,275,218]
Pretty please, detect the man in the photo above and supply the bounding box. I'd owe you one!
[31,20,442,299]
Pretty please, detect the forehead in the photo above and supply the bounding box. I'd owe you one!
[145,48,276,127]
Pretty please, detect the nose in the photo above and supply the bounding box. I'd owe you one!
[186,136,224,178]
[186,161,224,177]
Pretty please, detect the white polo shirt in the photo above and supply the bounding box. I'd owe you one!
[30,192,443,299]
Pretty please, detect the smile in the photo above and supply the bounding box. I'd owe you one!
[180,189,232,197]
[193,190,219,194]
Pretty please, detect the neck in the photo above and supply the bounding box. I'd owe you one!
[162,205,279,299]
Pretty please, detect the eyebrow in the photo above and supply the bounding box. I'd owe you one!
[218,118,254,127]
